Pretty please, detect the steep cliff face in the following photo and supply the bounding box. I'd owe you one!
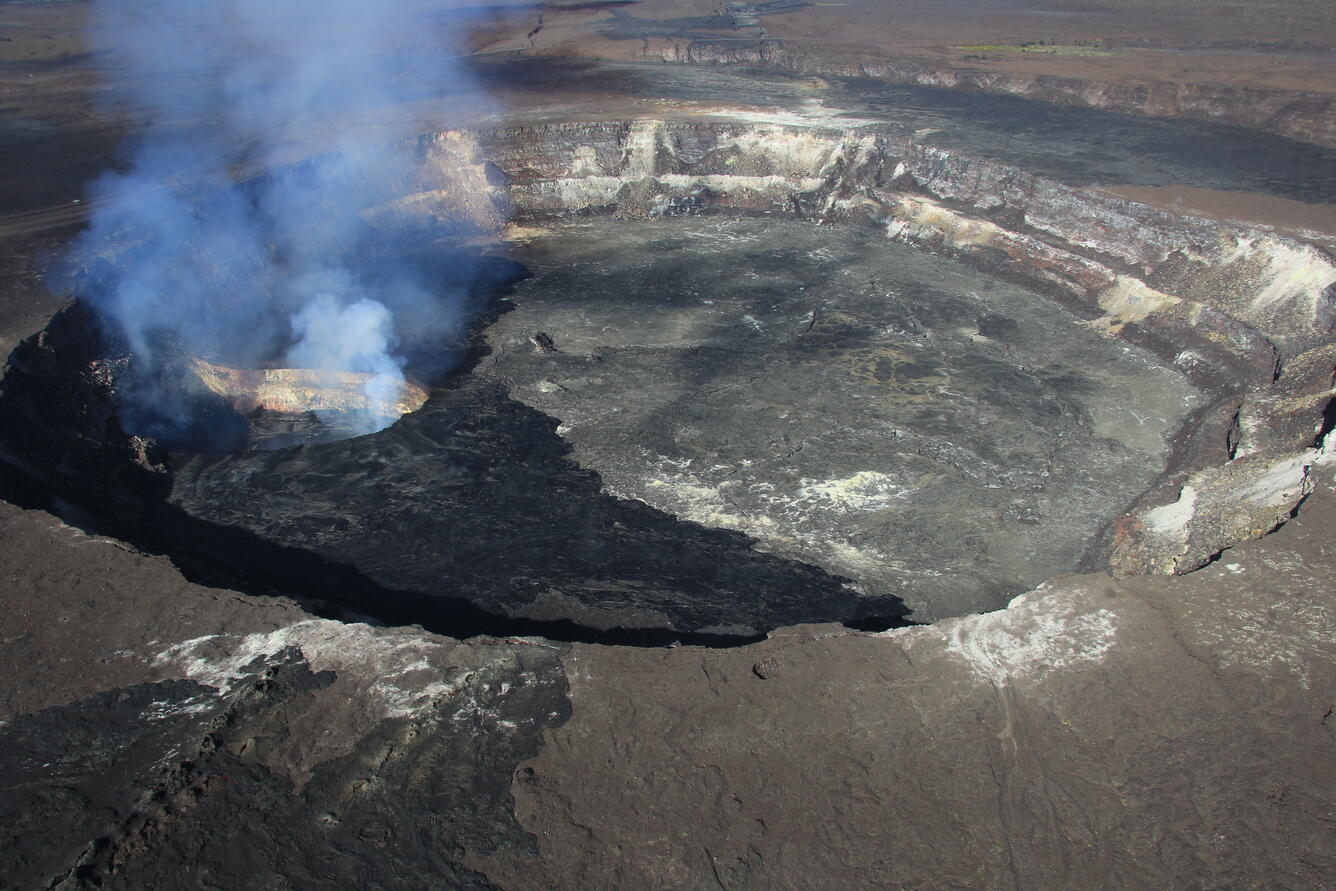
[460,120,1334,361]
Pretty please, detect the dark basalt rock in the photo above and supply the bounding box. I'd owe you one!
[0,642,570,889]
[0,300,172,528]
[167,375,889,638]
[0,678,231,889]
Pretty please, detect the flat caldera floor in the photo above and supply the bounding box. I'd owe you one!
[489,216,1203,620]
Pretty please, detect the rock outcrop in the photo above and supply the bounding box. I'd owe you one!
[473,463,1336,887]
[0,498,570,890]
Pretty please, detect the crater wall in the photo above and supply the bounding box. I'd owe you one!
[389,118,1336,579]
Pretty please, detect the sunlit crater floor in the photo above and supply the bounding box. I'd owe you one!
[487,217,1204,620]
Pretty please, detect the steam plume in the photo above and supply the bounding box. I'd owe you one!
[68,0,493,444]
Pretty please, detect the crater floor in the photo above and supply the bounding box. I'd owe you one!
[487,217,1203,619]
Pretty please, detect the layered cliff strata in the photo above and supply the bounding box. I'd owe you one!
[188,358,429,418]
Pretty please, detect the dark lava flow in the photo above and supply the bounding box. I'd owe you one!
[0,253,912,646]
[0,645,570,888]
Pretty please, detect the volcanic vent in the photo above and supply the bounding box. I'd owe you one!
[178,357,429,450]
[187,358,428,418]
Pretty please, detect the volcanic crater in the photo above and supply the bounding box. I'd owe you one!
[2,115,1332,641]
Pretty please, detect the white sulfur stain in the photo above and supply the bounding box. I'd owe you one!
[795,471,906,512]
[531,176,626,210]
[632,461,919,600]
[155,620,472,719]
[714,128,843,175]
[1173,349,1209,370]
[699,106,882,131]
[621,119,664,180]
[1229,237,1336,315]
[1094,276,1181,326]
[1191,597,1335,690]
[1237,454,1312,507]
[657,173,826,192]
[741,314,766,333]
[644,476,776,533]
[918,592,1119,684]
[1143,485,1199,536]
[566,144,603,178]
[1127,449,1318,572]
[885,195,1007,250]
[142,696,213,722]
